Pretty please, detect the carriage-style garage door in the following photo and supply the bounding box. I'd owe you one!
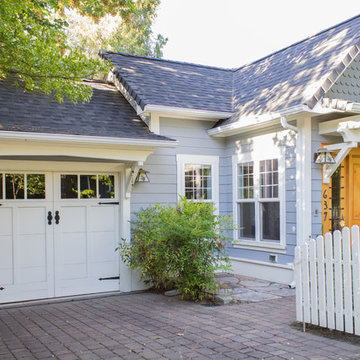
[0,172,120,304]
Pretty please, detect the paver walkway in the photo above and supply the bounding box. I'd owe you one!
[1,289,360,359]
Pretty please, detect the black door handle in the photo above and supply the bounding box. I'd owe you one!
[55,211,60,224]
[47,211,53,225]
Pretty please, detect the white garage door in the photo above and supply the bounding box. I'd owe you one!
[0,172,120,303]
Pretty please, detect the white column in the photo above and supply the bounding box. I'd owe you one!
[296,116,312,245]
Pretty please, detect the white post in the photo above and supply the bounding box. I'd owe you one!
[296,117,312,246]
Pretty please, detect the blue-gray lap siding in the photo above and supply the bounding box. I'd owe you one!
[130,118,298,266]
[311,120,343,238]
[130,118,226,214]
[224,128,297,266]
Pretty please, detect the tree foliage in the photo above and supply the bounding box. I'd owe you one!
[0,0,166,103]
[65,0,167,59]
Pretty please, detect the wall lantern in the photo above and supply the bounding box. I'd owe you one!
[313,149,336,164]
[135,168,150,183]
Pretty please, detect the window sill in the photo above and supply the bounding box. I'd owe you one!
[233,240,287,254]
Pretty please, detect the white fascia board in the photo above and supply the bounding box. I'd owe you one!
[141,104,233,120]
[0,131,178,148]
[208,105,310,137]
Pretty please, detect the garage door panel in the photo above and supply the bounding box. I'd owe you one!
[60,207,86,233]
[89,232,117,263]
[59,263,87,280]
[90,207,116,232]
[0,208,13,235]
[60,233,87,265]
[16,265,47,284]
[17,234,46,268]
[18,207,46,235]
[0,235,13,284]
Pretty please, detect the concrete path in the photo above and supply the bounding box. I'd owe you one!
[212,273,296,304]
[1,283,360,359]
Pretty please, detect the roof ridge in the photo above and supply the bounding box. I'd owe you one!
[101,50,235,72]
[234,14,360,72]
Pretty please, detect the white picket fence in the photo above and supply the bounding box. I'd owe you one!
[294,226,360,335]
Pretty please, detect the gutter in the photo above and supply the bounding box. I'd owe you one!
[208,105,308,137]
[141,104,233,120]
[280,116,299,133]
[0,131,178,148]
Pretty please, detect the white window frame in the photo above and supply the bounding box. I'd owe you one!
[232,144,286,253]
[176,154,219,210]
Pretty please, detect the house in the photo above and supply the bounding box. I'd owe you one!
[1,15,360,303]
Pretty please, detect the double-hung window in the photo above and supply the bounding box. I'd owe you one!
[235,154,284,249]
[177,154,219,208]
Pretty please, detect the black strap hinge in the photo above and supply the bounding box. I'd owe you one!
[98,276,120,281]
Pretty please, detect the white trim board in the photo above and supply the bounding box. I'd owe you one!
[230,257,294,285]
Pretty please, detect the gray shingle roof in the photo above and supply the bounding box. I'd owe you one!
[0,80,174,142]
[225,14,360,127]
[103,51,233,113]
[103,15,360,130]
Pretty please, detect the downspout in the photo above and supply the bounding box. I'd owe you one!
[280,116,299,133]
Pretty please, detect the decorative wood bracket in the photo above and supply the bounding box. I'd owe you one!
[322,142,357,183]
[125,161,143,198]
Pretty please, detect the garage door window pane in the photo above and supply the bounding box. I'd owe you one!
[27,174,45,199]
[61,175,78,199]
[99,175,114,198]
[5,174,25,199]
[80,175,97,198]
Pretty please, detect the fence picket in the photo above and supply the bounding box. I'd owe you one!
[316,235,326,327]
[352,225,360,335]
[309,239,318,325]
[301,242,311,323]
[325,232,335,330]
[342,227,353,333]
[334,230,344,331]
[296,227,360,335]
[294,246,303,322]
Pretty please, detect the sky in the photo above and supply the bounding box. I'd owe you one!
[151,0,360,68]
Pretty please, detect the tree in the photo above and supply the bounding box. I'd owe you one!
[64,0,167,59]
[0,0,166,103]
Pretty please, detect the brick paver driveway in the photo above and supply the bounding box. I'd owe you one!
[1,292,360,359]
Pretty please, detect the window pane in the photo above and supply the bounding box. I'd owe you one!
[27,174,45,199]
[61,175,78,199]
[80,175,97,199]
[5,174,24,199]
[184,164,212,200]
[0,174,2,199]
[99,175,114,198]
[261,202,280,241]
[260,158,279,199]
[239,202,255,239]
[237,162,254,200]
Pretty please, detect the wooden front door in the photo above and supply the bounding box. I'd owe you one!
[322,147,360,234]
[348,153,360,228]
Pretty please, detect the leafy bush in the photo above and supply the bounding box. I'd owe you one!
[117,197,234,301]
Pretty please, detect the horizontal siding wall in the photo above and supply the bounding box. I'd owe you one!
[130,117,225,215]
[311,120,342,238]
[225,128,297,265]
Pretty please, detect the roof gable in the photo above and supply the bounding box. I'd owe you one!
[324,52,360,103]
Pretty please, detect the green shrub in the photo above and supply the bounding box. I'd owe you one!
[117,197,234,301]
